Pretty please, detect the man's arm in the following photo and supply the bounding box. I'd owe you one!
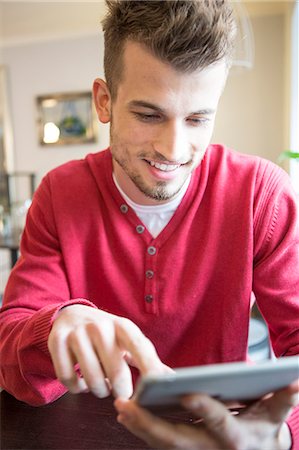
[253,169,299,358]
[0,177,168,405]
[252,167,299,448]
[0,178,100,404]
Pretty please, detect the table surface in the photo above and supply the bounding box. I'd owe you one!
[1,390,192,450]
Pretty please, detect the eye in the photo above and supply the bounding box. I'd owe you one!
[133,112,162,123]
[186,117,210,127]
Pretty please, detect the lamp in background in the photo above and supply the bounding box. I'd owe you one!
[232,1,255,71]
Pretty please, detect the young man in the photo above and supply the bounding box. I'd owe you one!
[0,1,298,449]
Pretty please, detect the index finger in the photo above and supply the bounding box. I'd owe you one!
[115,318,167,375]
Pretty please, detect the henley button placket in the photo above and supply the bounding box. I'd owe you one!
[136,225,145,234]
[145,270,154,279]
[147,246,156,255]
[145,295,153,303]
[120,204,128,213]
[144,245,157,314]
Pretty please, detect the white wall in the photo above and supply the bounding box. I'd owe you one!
[3,33,109,185]
[212,14,284,163]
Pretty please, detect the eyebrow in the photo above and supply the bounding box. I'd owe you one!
[128,100,164,113]
[128,100,215,116]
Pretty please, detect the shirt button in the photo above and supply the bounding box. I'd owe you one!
[136,225,145,234]
[147,246,156,255]
[120,204,128,213]
[146,270,154,279]
[145,295,153,303]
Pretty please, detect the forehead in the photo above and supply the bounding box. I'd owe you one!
[116,41,228,111]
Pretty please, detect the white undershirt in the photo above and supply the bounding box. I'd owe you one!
[112,173,191,238]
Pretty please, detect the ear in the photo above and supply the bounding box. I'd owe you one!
[93,78,111,124]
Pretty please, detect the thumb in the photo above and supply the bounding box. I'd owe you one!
[261,380,299,424]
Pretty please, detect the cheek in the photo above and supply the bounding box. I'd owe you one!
[113,115,151,145]
[122,124,154,147]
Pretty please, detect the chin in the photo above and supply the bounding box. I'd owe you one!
[143,184,184,202]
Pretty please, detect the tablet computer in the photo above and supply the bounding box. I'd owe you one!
[134,356,299,408]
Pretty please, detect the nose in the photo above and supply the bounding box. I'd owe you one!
[153,120,190,163]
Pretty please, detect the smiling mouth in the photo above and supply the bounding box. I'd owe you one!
[144,159,183,172]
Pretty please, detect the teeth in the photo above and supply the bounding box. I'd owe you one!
[149,161,180,171]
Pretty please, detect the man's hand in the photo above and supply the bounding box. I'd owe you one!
[115,381,299,450]
[48,305,170,399]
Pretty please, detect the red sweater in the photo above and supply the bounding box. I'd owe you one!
[1,146,299,445]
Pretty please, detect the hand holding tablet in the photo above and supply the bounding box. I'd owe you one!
[133,356,299,408]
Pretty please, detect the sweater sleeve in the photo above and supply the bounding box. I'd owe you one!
[253,167,299,355]
[252,164,299,449]
[0,176,98,406]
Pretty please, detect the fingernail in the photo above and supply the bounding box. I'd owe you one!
[117,413,124,423]
[182,395,202,409]
[117,412,132,424]
[114,398,128,412]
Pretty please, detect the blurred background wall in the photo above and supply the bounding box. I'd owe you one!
[213,13,284,160]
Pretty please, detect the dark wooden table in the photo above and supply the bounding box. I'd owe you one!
[1,390,192,449]
[1,390,148,449]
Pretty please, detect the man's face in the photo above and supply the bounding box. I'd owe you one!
[102,41,228,205]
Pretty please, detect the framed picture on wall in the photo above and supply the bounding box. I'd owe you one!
[36,91,98,146]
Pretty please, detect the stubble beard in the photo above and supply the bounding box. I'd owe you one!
[111,143,190,202]
[113,151,185,202]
